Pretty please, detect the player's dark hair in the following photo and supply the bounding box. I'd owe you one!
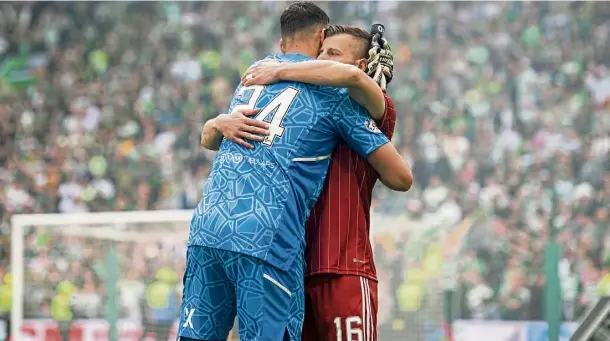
[324,25,372,58]
[280,2,330,38]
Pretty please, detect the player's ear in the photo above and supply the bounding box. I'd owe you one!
[355,58,368,72]
[279,38,286,54]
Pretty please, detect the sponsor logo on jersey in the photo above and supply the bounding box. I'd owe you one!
[217,153,276,169]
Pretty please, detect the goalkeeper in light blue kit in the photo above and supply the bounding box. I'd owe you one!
[178,2,413,341]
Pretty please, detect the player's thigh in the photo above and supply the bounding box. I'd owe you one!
[178,246,236,341]
[306,275,378,341]
[224,253,304,341]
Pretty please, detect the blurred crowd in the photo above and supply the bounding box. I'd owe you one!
[0,1,609,339]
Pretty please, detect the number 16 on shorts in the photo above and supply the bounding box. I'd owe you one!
[303,275,378,341]
[334,316,364,341]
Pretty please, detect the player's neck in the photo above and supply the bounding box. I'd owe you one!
[283,42,317,58]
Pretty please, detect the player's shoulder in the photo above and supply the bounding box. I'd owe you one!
[287,77,347,104]
[313,84,349,101]
[383,93,397,118]
[332,88,368,113]
[383,93,395,108]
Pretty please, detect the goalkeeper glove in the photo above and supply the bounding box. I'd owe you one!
[366,36,394,92]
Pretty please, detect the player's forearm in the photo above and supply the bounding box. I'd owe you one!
[200,118,224,151]
[277,60,359,87]
[367,144,413,192]
[276,61,385,120]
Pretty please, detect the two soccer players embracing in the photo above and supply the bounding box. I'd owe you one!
[181,2,411,341]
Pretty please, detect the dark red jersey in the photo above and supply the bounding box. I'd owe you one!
[305,94,397,281]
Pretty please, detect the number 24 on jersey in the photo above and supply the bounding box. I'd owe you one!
[233,85,299,146]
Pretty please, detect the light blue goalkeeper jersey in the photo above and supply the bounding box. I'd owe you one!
[188,53,389,271]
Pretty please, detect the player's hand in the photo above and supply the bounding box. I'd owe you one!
[366,36,394,92]
[241,60,282,87]
[213,108,269,149]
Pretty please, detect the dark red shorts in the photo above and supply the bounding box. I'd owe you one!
[303,274,378,341]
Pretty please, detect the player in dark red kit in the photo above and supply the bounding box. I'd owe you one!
[240,24,405,341]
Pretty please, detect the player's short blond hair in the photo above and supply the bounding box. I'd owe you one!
[323,25,372,59]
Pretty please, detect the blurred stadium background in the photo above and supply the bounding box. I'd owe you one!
[0,1,609,341]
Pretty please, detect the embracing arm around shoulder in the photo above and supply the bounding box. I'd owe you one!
[243,60,385,120]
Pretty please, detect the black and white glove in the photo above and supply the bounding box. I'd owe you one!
[366,36,394,92]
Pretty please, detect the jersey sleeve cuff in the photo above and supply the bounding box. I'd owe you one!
[362,140,390,159]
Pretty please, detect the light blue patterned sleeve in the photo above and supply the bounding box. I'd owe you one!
[330,95,390,158]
